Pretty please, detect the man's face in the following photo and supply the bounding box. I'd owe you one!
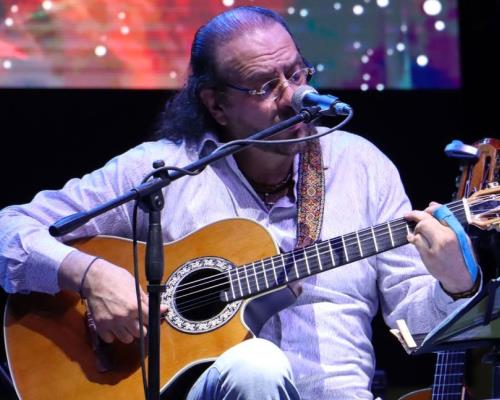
[206,23,314,156]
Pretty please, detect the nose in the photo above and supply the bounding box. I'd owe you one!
[275,80,295,110]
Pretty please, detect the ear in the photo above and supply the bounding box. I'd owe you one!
[199,88,229,126]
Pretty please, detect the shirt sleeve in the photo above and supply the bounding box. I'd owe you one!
[373,153,468,335]
[0,143,160,294]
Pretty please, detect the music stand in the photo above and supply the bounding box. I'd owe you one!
[391,278,500,397]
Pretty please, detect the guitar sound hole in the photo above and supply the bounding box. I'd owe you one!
[174,268,230,322]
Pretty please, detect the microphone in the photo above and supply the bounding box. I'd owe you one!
[292,85,352,116]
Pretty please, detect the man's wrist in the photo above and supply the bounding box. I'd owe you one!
[58,250,98,293]
[79,256,101,299]
[440,275,481,301]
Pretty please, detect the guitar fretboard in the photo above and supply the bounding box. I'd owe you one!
[222,198,468,302]
[431,350,466,400]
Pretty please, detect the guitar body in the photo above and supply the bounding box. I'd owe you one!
[4,218,296,400]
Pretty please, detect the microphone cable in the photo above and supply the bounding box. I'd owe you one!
[210,108,353,156]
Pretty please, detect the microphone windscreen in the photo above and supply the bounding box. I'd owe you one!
[291,85,318,113]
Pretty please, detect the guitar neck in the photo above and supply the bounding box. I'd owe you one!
[222,198,468,302]
[432,350,467,400]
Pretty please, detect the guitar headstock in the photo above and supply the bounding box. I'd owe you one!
[466,184,500,231]
[454,138,500,199]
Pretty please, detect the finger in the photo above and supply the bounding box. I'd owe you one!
[424,201,442,213]
[113,326,135,344]
[98,329,115,344]
[126,319,143,339]
[408,231,431,252]
[404,210,431,223]
[125,317,148,339]
[414,218,450,246]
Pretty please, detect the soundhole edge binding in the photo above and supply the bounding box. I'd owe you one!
[162,256,242,334]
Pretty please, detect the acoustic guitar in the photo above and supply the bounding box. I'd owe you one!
[4,186,500,399]
[400,137,500,400]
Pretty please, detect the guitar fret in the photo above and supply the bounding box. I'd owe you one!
[235,267,244,296]
[406,222,411,236]
[304,249,311,275]
[252,262,260,291]
[265,259,275,288]
[281,254,289,282]
[243,265,251,295]
[270,257,279,285]
[292,251,300,279]
[356,230,363,257]
[315,243,323,271]
[341,235,349,262]
[387,222,395,247]
[261,260,269,289]
[328,240,336,266]
[432,350,466,400]
[228,269,236,300]
[371,227,379,252]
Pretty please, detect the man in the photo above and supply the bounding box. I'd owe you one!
[0,6,478,399]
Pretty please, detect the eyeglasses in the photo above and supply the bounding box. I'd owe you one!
[223,67,315,101]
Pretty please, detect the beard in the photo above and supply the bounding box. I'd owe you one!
[253,122,317,156]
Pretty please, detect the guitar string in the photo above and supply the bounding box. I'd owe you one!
[173,210,446,294]
[172,196,496,296]
[173,200,482,313]
[172,203,458,291]
[172,201,478,311]
[173,218,417,300]
[434,351,445,398]
[173,225,416,313]
[173,215,454,313]
[433,351,465,397]
[437,351,466,397]
[174,195,498,297]
[174,222,483,315]
[173,217,416,292]
[172,200,468,296]
[174,213,493,315]
[171,198,494,313]
[434,351,443,398]
[173,195,497,294]
[449,351,465,396]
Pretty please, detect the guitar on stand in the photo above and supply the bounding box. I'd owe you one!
[400,137,500,400]
[452,138,500,399]
[449,138,500,283]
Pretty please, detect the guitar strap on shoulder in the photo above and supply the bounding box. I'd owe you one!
[296,138,326,248]
[287,139,326,297]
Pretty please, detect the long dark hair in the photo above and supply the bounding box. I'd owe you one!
[155,6,301,146]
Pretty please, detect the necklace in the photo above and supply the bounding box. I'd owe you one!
[247,171,294,207]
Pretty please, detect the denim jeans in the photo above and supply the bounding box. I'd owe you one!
[187,338,301,400]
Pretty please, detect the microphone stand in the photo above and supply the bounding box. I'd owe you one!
[49,107,320,400]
